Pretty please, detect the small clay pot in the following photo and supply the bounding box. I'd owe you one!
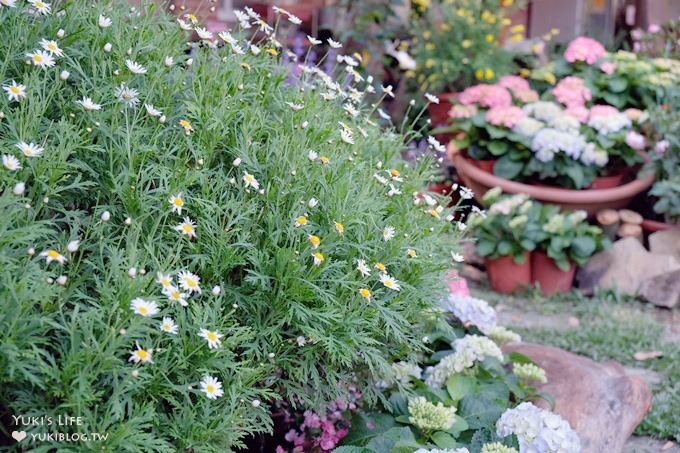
[531,251,576,296]
[485,252,531,294]
[471,159,495,173]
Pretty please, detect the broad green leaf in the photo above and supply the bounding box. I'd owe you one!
[494,155,524,180]
[431,431,458,449]
[446,374,476,401]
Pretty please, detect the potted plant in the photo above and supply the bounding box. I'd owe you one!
[469,189,543,293]
[533,205,610,296]
[408,0,523,127]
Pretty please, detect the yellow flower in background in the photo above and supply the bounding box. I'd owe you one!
[551,28,560,36]
[375,262,386,272]
[179,119,193,134]
[519,68,531,78]
[425,43,435,51]
[407,249,417,258]
[266,48,278,57]
[509,34,524,43]
[502,0,514,6]
[423,31,432,39]
[294,215,308,227]
[308,235,321,249]
[334,221,344,236]
[359,288,371,301]
[425,59,435,68]
[510,24,525,34]
[485,68,495,80]
[485,34,495,44]
[312,251,324,266]
[462,39,472,49]
[544,72,557,84]
[475,69,484,80]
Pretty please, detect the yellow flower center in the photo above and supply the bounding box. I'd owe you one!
[48,43,57,51]
[313,252,324,262]
[207,332,217,341]
[375,263,385,271]
[138,306,148,315]
[206,384,215,393]
[9,86,20,94]
[162,324,170,331]
[182,224,193,233]
[360,288,370,298]
[161,278,170,286]
[296,216,307,225]
[384,280,395,288]
[309,235,320,247]
[47,249,59,259]
[244,175,254,183]
[137,350,148,360]
[171,291,181,299]
[173,198,183,206]
[33,54,43,63]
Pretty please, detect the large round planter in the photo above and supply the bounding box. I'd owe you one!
[452,152,655,216]
[531,251,576,296]
[589,173,625,190]
[485,252,531,294]
[470,159,496,173]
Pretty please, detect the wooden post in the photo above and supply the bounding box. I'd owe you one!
[596,209,620,240]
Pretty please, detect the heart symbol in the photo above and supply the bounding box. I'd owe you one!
[12,431,27,442]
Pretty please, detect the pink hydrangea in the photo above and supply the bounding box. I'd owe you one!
[564,36,606,65]
[459,84,512,108]
[552,76,592,107]
[624,108,644,122]
[485,105,526,128]
[499,75,530,93]
[599,61,616,75]
[589,105,619,119]
[564,105,590,123]
[515,89,539,103]
[625,131,646,150]
[449,104,478,119]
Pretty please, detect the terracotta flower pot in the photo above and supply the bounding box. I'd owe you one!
[452,150,655,216]
[471,159,495,173]
[427,93,457,127]
[640,218,679,233]
[588,173,625,190]
[485,252,531,294]
[531,251,576,296]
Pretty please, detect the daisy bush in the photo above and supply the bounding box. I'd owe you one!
[0,0,460,450]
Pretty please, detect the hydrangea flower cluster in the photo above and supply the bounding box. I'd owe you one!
[551,76,592,108]
[496,402,581,453]
[486,106,526,128]
[425,335,504,388]
[564,36,606,65]
[513,363,548,385]
[531,128,588,163]
[481,443,520,453]
[488,326,522,345]
[459,84,513,108]
[587,105,632,135]
[392,361,423,384]
[408,396,458,433]
[415,448,471,453]
[442,294,497,333]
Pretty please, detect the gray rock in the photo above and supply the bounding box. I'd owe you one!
[639,269,680,308]
[649,229,680,261]
[624,436,680,453]
[577,237,680,296]
[504,343,652,453]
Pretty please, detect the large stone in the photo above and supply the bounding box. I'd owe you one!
[649,229,680,261]
[639,269,680,308]
[576,237,680,295]
[504,343,652,453]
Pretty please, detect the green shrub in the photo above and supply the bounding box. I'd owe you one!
[0,1,460,450]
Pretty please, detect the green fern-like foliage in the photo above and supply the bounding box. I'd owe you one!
[0,0,460,450]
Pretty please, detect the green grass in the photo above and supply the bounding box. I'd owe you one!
[473,286,680,441]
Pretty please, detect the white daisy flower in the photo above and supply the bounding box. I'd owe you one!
[294,215,308,227]
[76,97,101,111]
[174,217,197,239]
[39,248,67,264]
[382,85,395,98]
[373,173,388,185]
[178,270,201,294]
[356,259,371,277]
[288,14,302,25]
[176,19,192,30]
[383,226,395,241]
[452,252,465,263]
[39,39,63,57]
[156,272,172,288]
[250,44,261,55]
[285,101,304,111]
[168,192,184,213]
[26,50,55,69]
[427,136,446,152]
[459,186,474,200]
[377,108,391,121]
[340,128,355,145]
[129,343,153,364]
[16,142,43,157]
[125,59,147,74]
[0,0,17,7]
[3,80,26,102]
[379,273,401,291]
[115,84,140,107]
[327,38,342,49]
[144,103,162,117]
[195,27,213,40]
[312,251,325,266]
[28,0,51,15]
[200,376,224,399]
[159,317,178,334]
[66,240,80,253]
[307,198,318,209]
[243,172,260,190]
[98,15,112,28]
[307,150,318,161]
[164,55,174,67]
[163,285,188,307]
[424,92,440,104]
[2,154,21,171]
[307,35,321,45]
[130,298,159,317]
[387,184,402,197]
[198,328,223,349]
[218,31,237,45]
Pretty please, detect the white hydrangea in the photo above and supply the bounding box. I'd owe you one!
[579,144,609,167]
[488,193,529,215]
[523,101,563,122]
[587,112,631,135]
[513,117,545,137]
[425,335,504,388]
[548,115,580,133]
[531,128,588,161]
[392,361,422,384]
[488,326,522,345]
[441,294,497,333]
[496,402,581,453]
[408,396,458,432]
